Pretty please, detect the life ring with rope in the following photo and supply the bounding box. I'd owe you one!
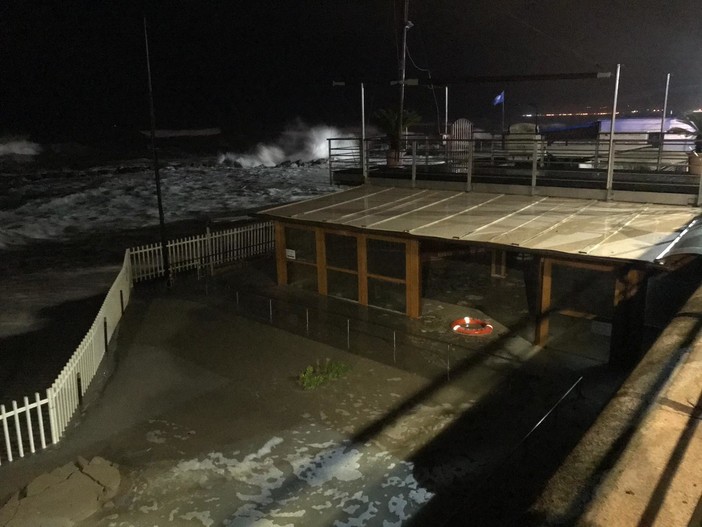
[451,317,493,336]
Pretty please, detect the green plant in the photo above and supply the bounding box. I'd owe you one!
[373,107,422,150]
[298,359,350,390]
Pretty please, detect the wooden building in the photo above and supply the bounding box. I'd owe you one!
[260,184,701,366]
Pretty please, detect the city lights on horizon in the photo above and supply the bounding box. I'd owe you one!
[522,107,702,118]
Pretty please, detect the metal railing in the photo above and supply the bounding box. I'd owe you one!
[328,135,702,203]
[0,222,274,466]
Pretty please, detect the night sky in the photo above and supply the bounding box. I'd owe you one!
[2,0,701,144]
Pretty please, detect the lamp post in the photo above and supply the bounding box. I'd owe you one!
[143,17,171,285]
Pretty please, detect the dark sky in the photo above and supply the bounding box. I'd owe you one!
[2,0,701,142]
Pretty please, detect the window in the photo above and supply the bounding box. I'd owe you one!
[285,227,316,263]
[367,238,405,279]
[326,233,357,270]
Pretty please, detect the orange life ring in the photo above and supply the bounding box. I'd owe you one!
[451,317,493,336]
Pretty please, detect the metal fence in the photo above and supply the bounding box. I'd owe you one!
[0,222,273,466]
[328,135,702,203]
[223,287,589,497]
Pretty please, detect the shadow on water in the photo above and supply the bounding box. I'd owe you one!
[126,253,700,526]
[202,260,627,526]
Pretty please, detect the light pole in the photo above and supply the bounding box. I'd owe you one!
[143,17,171,285]
[397,0,410,150]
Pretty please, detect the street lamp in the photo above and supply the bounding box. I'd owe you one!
[143,17,171,286]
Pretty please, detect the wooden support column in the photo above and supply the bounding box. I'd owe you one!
[406,239,421,318]
[610,267,648,369]
[534,257,552,345]
[315,228,327,295]
[274,222,287,286]
[357,234,368,306]
[491,249,507,278]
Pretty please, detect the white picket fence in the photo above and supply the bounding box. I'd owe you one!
[130,222,274,282]
[0,221,274,465]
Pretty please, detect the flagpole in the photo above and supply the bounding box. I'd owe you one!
[502,91,505,133]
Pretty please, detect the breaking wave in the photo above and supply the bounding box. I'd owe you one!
[0,139,42,156]
[219,121,353,168]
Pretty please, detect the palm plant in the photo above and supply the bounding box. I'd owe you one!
[373,107,422,151]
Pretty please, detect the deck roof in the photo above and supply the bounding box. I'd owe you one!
[260,185,701,264]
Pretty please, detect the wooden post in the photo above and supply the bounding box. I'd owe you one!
[535,257,552,345]
[274,222,287,285]
[357,234,368,306]
[406,239,421,318]
[316,228,327,295]
[491,249,507,278]
[610,267,648,369]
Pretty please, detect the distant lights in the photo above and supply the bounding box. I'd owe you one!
[520,108,672,118]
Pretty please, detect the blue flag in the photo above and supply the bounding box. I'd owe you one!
[492,91,505,106]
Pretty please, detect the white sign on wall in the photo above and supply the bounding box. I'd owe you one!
[286,248,296,260]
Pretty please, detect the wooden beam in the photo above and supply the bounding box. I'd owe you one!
[535,257,552,345]
[274,222,287,285]
[610,267,649,368]
[547,257,615,273]
[357,234,368,305]
[315,228,327,295]
[406,239,421,318]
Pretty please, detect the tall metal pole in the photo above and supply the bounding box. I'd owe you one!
[143,17,171,285]
[502,92,506,134]
[605,63,621,201]
[361,82,367,183]
[444,86,449,135]
[656,73,671,171]
[397,0,410,150]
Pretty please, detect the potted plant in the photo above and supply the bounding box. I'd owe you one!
[373,107,422,167]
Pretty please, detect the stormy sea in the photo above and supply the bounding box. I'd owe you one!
[0,124,348,402]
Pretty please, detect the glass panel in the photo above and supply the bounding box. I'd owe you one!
[328,269,358,301]
[368,277,406,313]
[367,238,405,279]
[326,233,357,270]
[287,262,317,292]
[552,266,614,318]
[285,227,316,263]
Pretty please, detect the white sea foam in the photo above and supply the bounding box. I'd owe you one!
[219,121,354,168]
[0,163,335,249]
[0,139,41,156]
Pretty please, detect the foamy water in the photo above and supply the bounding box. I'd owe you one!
[0,125,346,249]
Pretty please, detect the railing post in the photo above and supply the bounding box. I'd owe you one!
[594,134,600,169]
[47,388,58,445]
[697,172,702,207]
[1,404,11,462]
[425,136,429,168]
[531,138,539,195]
[206,226,214,276]
[24,396,35,454]
[328,138,333,185]
[466,140,473,192]
[411,140,417,188]
[36,392,47,450]
[361,138,368,184]
[12,400,23,458]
